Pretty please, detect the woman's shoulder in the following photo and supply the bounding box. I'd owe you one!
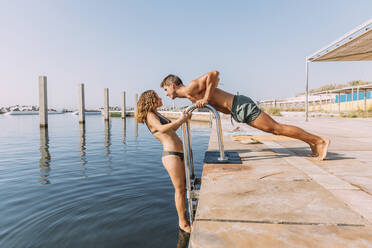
[145,111,158,123]
[147,111,158,118]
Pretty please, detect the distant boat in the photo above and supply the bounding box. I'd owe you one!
[72,110,102,115]
[5,110,64,115]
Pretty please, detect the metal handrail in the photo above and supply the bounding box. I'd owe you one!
[181,104,227,226]
[184,104,226,161]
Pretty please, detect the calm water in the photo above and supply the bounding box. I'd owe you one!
[0,114,210,248]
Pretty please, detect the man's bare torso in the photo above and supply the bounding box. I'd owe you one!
[185,80,234,114]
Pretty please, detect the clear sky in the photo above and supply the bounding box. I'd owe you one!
[1,0,372,109]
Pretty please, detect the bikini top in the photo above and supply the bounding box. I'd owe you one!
[151,113,171,134]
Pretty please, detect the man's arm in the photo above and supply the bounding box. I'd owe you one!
[195,70,219,108]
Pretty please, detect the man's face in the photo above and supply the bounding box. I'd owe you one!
[156,94,163,107]
[163,84,176,99]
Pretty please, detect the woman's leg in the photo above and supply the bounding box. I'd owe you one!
[162,155,191,232]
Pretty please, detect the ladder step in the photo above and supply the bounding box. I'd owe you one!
[193,177,201,185]
[191,189,199,199]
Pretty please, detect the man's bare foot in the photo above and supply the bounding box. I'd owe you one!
[315,138,330,161]
[309,143,318,157]
[179,223,191,233]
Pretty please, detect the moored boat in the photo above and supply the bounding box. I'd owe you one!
[5,111,64,115]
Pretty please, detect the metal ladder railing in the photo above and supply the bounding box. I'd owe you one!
[182,104,228,226]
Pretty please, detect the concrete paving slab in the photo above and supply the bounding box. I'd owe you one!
[190,221,372,248]
[196,178,367,225]
[190,116,372,247]
[330,189,372,223]
[341,176,372,194]
[309,174,358,190]
[202,162,310,182]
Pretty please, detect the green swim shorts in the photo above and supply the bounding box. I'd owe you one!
[231,95,262,124]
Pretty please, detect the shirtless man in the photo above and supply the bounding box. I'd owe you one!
[160,71,330,160]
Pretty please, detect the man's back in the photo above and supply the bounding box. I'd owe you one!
[185,78,235,114]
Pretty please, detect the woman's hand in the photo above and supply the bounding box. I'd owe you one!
[179,110,192,122]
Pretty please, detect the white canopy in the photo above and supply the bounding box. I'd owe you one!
[305,19,372,120]
[308,19,372,62]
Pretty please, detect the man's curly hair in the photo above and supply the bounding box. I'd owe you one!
[135,90,158,123]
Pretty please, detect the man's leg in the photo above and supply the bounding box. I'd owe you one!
[249,112,330,160]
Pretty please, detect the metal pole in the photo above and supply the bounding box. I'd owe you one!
[185,121,195,179]
[121,91,126,119]
[78,84,85,124]
[305,60,309,121]
[357,87,360,110]
[338,92,341,114]
[351,88,354,111]
[104,88,109,121]
[364,89,367,115]
[182,123,194,226]
[39,76,48,128]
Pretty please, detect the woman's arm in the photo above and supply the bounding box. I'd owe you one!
[146,111,191,133]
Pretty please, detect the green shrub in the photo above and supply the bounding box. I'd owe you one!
[340,110,370,118]
[110,113,122,117]
[263,107,282,116]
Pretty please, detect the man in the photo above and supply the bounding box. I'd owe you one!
[160,71,330,160]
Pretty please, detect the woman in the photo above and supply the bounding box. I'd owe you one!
[135,90,192,233]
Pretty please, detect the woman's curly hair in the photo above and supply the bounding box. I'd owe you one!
[135,90,158,123]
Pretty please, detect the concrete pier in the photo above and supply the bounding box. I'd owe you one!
[78,84,85,123]
[190,116,372,247]
[121,91,126,119]
[38,76,48,127]
[104,88,109,121]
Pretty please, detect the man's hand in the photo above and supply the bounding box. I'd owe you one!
[195,98,208,108]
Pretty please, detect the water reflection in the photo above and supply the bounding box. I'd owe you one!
[39,127,51,185]
[104,120,112,173]
[104,120,111,155]
[79,123,87,178]
[176,229,190,248]
[134,119,138,138]
[121,118,126,144]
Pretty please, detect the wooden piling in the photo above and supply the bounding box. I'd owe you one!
[134,93,138,137]
[104,88,109,121]
[78,84,85,124]
[121,91,126,119]
[39,76,48,128]
[134,93,138,115]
